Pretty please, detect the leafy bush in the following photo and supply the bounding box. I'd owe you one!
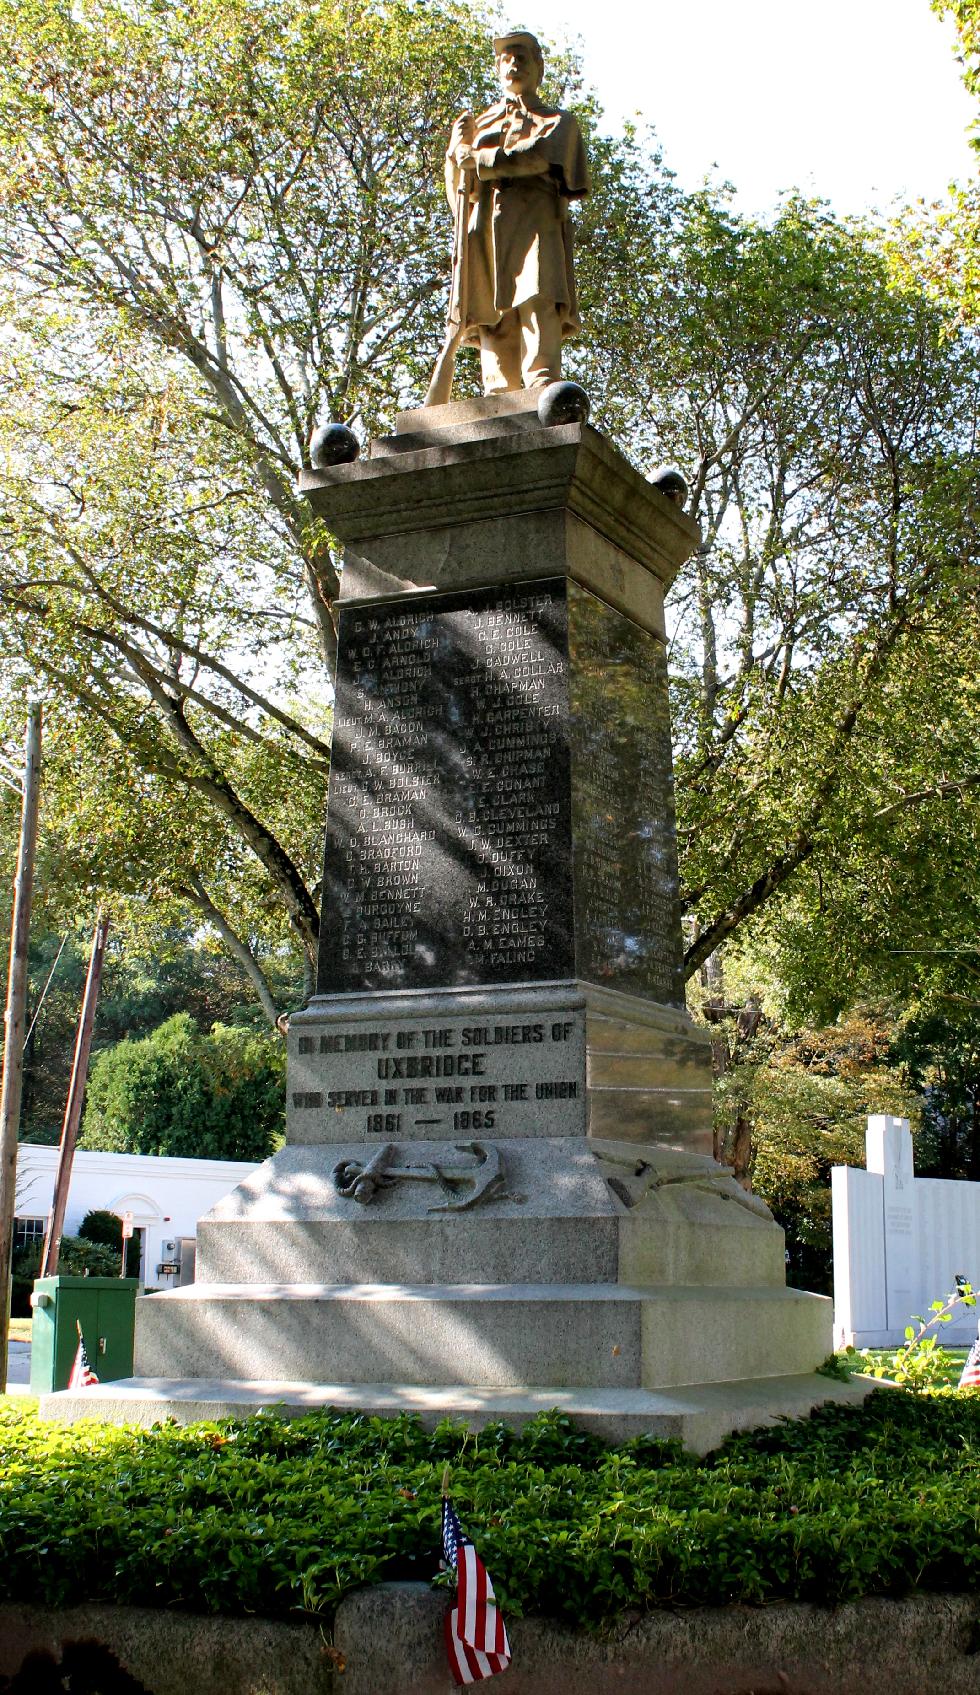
[10,1235,121,1317]
[80,1013,284,1161]
[79,1209,140,1277]
[1,1395,979,1628]
[859,1280,977,1390]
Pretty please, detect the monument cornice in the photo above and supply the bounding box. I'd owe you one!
[298,422,699,592]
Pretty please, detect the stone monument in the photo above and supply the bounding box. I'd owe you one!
[43,29,861,1451]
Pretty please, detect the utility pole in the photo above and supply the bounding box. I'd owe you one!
[0,704,42,1394]
[40,911,110,1279]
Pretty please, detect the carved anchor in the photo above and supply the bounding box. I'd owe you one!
[332,1141,505,1213]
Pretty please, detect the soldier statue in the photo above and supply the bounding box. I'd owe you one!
[425,27,590,406]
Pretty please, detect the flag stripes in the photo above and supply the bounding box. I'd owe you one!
[67,1322,99,1390]
[442,1498,511,1684]
[959,1331,980,1389]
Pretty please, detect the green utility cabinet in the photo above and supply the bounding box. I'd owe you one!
[29,1276,138,1394]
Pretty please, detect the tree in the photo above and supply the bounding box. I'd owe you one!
[892,1006,980,1180]
[79,1012,284,1160]
[0,0,491,1009]
[712,1006,917,1291]
[15,920,300,1143]
[935,2,980,126]
[11,1231,119,1316]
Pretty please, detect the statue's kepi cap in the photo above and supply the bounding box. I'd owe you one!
[493,26,544,57]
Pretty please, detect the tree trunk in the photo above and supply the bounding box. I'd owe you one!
[0,704,42,1393]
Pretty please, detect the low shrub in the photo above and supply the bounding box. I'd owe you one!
[10,1235,121,1317]
[1,1393,979,1628]
[78,1209,141,1278]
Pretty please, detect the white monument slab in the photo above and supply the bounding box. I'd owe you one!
[866,1115,916,1334]
[834,1116,980,1346]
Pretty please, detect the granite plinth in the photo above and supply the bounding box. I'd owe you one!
[317,578,576,996]
[286,984,712,1156]
[583,985,713,1153]
[287,987,588,1144]
[395,392,543,433]
[40,408,833,1448]
[129,1280,830,1392]
[194,1137,786,1289]
[375,391,547,456]
[569,589,681,1002]
[315,577,683,1010]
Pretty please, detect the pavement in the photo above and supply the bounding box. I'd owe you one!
[4,1340,32,1396]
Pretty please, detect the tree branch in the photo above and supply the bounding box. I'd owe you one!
[178,874,283,1031]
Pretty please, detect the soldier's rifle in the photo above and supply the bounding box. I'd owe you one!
[424,147,474,408]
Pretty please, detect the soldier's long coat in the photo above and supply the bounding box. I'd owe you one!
[445,97,590,339]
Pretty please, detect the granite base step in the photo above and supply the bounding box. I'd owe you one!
[38,1372,877,1454]
[194,1137,789,1290]
[131,1280,831,1391]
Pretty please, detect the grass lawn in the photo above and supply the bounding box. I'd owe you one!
[7,1318,32,1344]
[855,1346,970,1389]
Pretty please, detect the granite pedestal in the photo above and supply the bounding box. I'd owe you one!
[42,397,847,1447]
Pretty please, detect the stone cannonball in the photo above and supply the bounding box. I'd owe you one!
[310,421,360,468]
[650,465,689,507]
[536,381,591,428]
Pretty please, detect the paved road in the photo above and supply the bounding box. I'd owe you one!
[5,1340,31,1395]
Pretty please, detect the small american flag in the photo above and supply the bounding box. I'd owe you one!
[67,1322,99,1390]
[442,1496,511,1685]
[959,1329,980,1390]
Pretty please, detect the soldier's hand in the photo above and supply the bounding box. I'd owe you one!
[449,111,476,164]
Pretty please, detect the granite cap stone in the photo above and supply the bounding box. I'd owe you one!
[299,422,699,593]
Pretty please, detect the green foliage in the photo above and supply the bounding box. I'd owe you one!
[79,1013,284,1161]
[815,1352,853,1382]
[2,1397,980,1626]
[862,1281,977,1390]
[891,1009,980,1180]
[935,2,980,143]
[78,1209,140,1277]
[78,1210,129,1249]
[711,1007,916,1292]
[858,1348,969,1389]
[14,923,299,1145]
[10,1234,120,1318]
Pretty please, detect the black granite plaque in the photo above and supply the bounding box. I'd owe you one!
[567,582,684,1005]
[317,579,573,993]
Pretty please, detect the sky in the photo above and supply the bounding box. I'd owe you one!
[523,0,976,219]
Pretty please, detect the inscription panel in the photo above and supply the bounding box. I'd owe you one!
[567,583,683,1005]
[317,580,573,993]
[288,1010,587,1143]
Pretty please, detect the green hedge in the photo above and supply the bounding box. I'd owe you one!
[2,1393,979,1628]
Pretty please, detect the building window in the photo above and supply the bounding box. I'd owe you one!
[14,1217,45,1252]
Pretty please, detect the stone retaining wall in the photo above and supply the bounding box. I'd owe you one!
[1,1584,978,1694]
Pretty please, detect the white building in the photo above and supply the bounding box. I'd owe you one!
[15,1144,258,1287]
